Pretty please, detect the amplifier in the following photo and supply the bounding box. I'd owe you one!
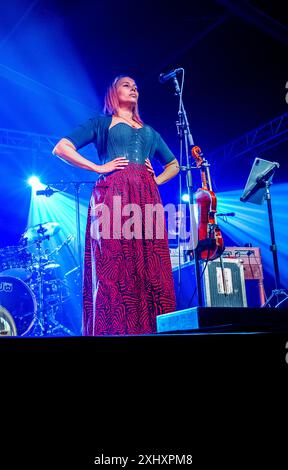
[222,247,264,280]
[203,258,247,307]
[173,258,247,309]
[222,247,265,305]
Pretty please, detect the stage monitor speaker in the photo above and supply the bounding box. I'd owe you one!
[157,306,288,333]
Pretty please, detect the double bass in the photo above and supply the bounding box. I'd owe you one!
[191,145,224,261]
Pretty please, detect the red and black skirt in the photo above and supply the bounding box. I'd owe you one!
[82,163,176,335]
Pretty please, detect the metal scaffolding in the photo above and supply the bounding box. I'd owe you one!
[1,112,288,162]
[209,112,288,165]
[0,128,60,154]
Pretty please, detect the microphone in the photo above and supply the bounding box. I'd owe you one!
[36,187,59,197]
[217,212,236,217]
[159,68,183,84]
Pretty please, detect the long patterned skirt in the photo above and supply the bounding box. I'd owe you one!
[82,163,176,335]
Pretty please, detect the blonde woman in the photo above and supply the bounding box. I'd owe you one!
[53,75,179,335]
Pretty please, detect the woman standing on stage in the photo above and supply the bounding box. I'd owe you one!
[53,75,179,335]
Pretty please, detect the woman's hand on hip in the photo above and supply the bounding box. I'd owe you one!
[98,157,129,174]
[145,158,157,183]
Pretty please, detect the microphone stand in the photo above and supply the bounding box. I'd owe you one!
[43,180,95,296]
[172,76,203,307]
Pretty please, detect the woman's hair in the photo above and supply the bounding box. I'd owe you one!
[103,75,143,125]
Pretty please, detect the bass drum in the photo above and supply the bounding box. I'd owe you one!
[0,275,37,336]
[0,305,17,336]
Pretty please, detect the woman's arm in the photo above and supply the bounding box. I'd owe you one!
[53,138,129,174]
[149,131,180,184]
[156,158,179,185]
[52,138,100,172]
[145,158,179,185]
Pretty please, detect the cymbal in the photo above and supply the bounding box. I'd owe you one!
[23,222,61,242]
[32,262,60,270]
[44,263,60,270]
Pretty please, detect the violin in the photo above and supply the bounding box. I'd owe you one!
[191,145,224,261]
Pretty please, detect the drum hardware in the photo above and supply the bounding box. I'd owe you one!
[32,278,70,305]
[39,234,74,277]
[20,223,61,265]
[64,265,80,278]
[51,233,79,275]
[30,233,73,275]
[27,241,74,337]
[30,277,73,337]
[64,266,81,301]
[38,180,96,300]
[49,234,74,257]
[0,224,77,336]
[33,230,77,335]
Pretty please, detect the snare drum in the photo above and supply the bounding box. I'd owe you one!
[0,275,37,336]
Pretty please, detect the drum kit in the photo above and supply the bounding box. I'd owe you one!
[0,222,78,336]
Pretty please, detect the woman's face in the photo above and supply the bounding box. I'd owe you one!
[116,77,139,106]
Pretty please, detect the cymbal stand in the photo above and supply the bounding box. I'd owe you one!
[30,239,46,336]
[43,180,95,284]
[29,237,75,336]
[48,234,75,259]
[33,180,95,334]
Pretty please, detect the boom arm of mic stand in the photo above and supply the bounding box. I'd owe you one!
[172,76,194,147]
[42,180,95,296]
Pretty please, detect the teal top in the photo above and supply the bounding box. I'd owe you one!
[64,114,176,166]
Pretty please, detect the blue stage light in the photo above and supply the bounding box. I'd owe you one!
[28,176,41,188]
[182,194,190,202]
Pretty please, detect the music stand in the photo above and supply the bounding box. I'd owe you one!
[240,158,288,307]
